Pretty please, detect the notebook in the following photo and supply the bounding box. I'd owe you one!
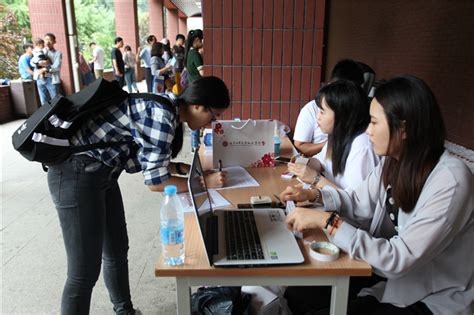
[187,151,304,267]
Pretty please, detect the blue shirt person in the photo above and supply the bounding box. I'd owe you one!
[18,43,34,80]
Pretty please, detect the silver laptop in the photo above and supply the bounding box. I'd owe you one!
[187,151,304,267]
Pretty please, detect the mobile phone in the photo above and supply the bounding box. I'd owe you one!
[276,156,291,164]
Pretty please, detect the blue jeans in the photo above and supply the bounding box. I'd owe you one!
[124,68,138,93]
[47,155,135,315]
[37,77,59,105]
[144,68,153,93]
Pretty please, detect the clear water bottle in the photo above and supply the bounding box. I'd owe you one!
[191,129,201,151]
[160,185,185,266]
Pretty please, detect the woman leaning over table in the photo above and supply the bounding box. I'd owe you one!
[281,76,473,315]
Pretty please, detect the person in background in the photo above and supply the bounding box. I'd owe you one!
[111,37,125,88]
[78,50,94,87]
[18,43,34,80]
[286,80,378,192]
[89,42,104,79]
[150,42,172,94]
[185,29,204,151]
[293,59,365,156]
[47,77,230,314]
[282,76,473,315]
[171,34,186,95]
[137,35,157,93]
[160,38,172,64]
[33,33,61,105]
[123,45,139,93]
[30,38,50,81]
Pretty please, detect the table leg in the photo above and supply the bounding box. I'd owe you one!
[330,276,350,315]
[176,277,191,315]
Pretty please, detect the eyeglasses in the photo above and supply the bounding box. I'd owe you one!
[208,108,217,122]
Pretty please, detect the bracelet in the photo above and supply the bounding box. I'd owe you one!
[310,188,321,203]
[329,216,340,235]
[325,211,340,229]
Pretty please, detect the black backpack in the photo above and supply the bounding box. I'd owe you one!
[12,78,175,165]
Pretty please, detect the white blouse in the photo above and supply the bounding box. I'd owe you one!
[315,133,379,191]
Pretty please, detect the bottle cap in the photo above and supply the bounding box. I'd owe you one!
[164,185,177,195]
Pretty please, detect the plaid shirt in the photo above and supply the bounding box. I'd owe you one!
[71,93,179,185]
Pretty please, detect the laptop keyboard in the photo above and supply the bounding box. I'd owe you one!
[225,211,264,260]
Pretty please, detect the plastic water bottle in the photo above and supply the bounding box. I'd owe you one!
[160,185,185,266]
[191,129,201,151]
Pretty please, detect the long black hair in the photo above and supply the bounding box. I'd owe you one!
[316,80,369,176]
[185,29,203,64]
[170,76,230,158]
[375,76,445,212]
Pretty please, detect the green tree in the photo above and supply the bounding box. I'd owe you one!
[0,2,30,79]
[75,0,116,69]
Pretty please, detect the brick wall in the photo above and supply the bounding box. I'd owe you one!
[0,86,13,123]
[325,0,474,149]
[28,0,74,95]
[202,0,326,128]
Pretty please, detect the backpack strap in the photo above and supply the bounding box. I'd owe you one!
[69,140,132,153]
[129,93,177,116]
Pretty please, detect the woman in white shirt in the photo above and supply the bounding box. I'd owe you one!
[288,80,378,191]
[282,76,473,314]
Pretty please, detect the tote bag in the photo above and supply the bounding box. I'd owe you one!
[212,119,276,168]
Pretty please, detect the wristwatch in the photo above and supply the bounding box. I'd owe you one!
[312,174,321,186]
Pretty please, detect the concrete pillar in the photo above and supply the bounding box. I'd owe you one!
[166,8,179,42]
[149,0,164,40]
[28,0,75,95]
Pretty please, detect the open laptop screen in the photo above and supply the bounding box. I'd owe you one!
[188,151,215,265]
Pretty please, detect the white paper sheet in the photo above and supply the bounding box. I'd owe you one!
[214,166,260,190]
[177,189,231,213]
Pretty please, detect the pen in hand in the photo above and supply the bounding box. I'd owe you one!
[218,159,223,172]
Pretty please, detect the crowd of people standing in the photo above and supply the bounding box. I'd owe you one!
[17,29,205,101]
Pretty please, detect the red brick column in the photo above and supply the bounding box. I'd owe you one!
[202,0,326,129]
[114,0,139,52]
[166,8,179,42]
[149,0,164,39]
[28,0,74,95]
[114,0,140,80]
[178,17,187,36]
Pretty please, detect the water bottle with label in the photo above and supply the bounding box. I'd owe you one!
[160,185,185,266]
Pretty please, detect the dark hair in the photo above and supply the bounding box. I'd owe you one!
[375,76,445,213]
[114,37,123,44]
[331,59,364,86]
[176,34,185,41]
[185,29,203,63]
[124,45,131,51]
[89,42,96,47]
[170,76,230,158]
[150,42,163,57]
[316,80,369,176]
[44,33,56,41]
[23,43,33,51]
[34,38,44,46]
[147,35,156,44]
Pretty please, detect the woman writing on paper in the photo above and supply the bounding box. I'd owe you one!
[287,80,379,192]
[282,76,473,314]
[47,76,229,314]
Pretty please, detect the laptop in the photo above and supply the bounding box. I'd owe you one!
[187,151,304,267]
